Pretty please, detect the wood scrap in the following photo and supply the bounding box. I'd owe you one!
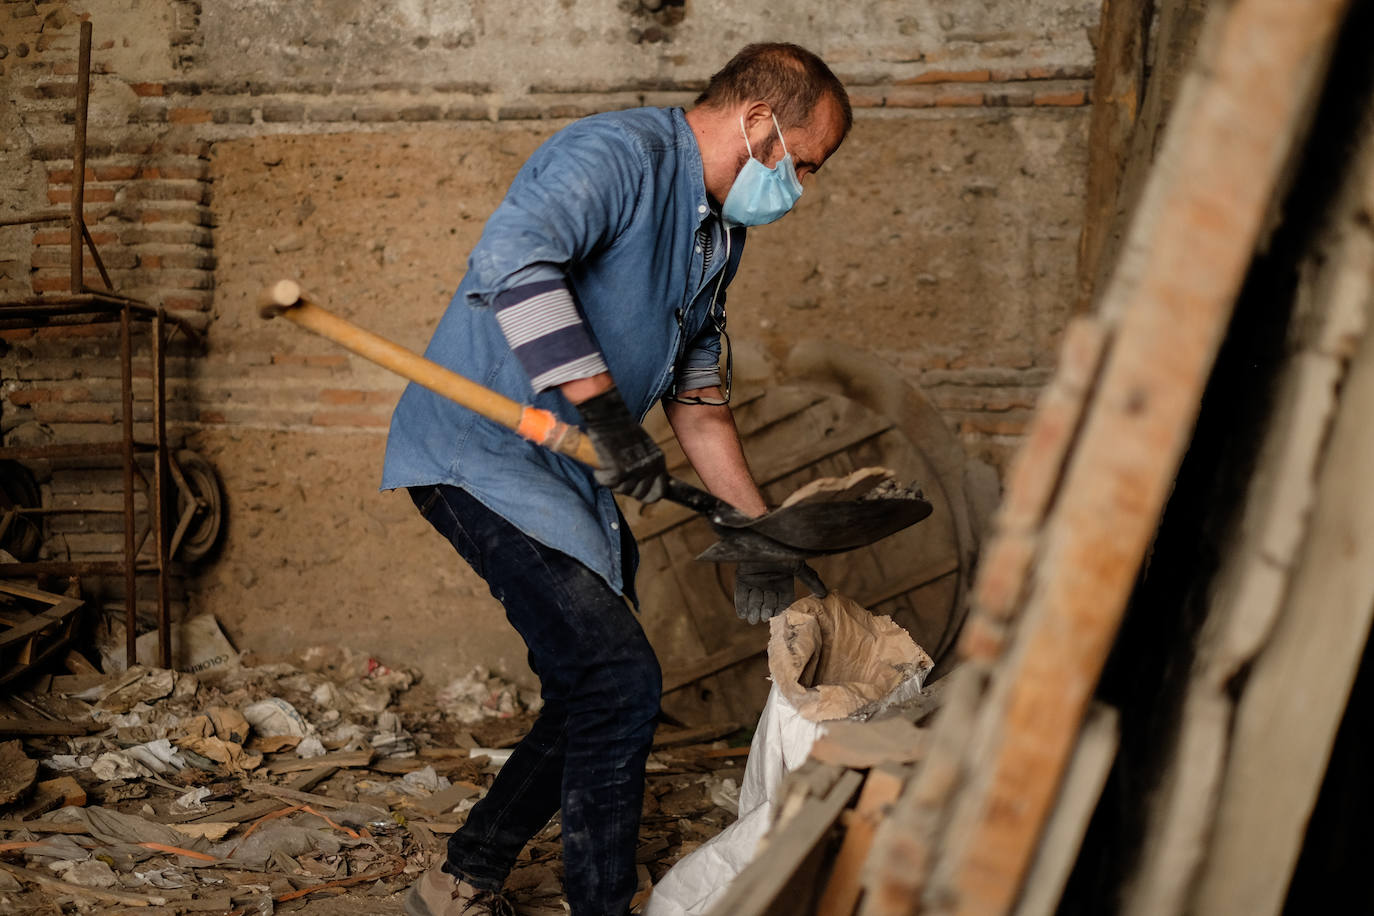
[856,2,1357,913]
[262,748,374,774]
[0,858,167,906]
[652,722,741,749]
[706,766,864,915]
[0,716,89,736]
[817,765,907,916]
[808,716,927,769]
[411,780,481,816]
[0,739,38,806]
[1013,704,1121,916]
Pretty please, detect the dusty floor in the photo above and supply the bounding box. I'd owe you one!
[0,634,742,915]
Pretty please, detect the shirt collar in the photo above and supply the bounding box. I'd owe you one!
[671,107,716,229]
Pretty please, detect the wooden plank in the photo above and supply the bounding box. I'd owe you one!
[856,2,1354,913]
[1187,282,1374,915]
[1011,704,1120,916]
[810,717,926,769]
[262,748,374,775]
[0,739,37,806]
[706,768,864,916]
[0,717,88,736]
[1119,95,1374,916]
[0,860,166,907]
[1075,0,1151,314]
[818,766,908,916]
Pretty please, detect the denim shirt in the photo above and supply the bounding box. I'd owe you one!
[381,106,746,597]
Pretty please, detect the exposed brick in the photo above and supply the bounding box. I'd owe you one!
[31,247,134,270]
[900,68,992,85]
[30,275,70,292]
[122,225,211,247]
[310,409,390,428]
[956,413,1031,436]
[935,90,987,108]
[847,87,886,108]
[442,104,490,121]
[198,409,227,424]
[130,182,210,204]
[47,167,93,184]
[212,107,254,125]
[399,104,442,122]
[497,104,544,121]
[94,165,139,181]
[146,269,213,290]
[261,103,306,122]
[150,250,215,270]
[168,107,212,124]
[884,86,934,109]
[47,187,116,205]
[138,165,211,181]
[130,82,164,96]
[271,353,348,369]
[307,104,355,123]
[319,388,395,406]
[353,105,401,123]
[1032,89,1087,107]
[162,294,213,311]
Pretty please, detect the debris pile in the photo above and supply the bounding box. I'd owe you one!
[0,627,745,914]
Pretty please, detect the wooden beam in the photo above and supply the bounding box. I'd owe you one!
[1075,0,1151,314]
[854,1,1353,913]
[1187,260,1374,915]
[1118,94,1374,916]
[706,768,864,916]
[944,0,1351,907]
[1011,705,1120,916]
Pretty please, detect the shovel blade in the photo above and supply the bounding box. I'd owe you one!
[698,496,933,561]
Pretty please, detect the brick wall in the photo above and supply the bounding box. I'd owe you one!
[1,0,1098,677]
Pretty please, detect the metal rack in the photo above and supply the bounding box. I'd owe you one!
[0,22,206,670]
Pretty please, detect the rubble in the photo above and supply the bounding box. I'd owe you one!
[0,628,745,913]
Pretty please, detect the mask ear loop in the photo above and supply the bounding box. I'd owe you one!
[771,112,790,159]
[738,114,755,160]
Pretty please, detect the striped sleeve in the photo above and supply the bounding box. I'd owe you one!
[493,279,609,393]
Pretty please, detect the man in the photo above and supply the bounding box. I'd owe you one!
[384,42,852,916]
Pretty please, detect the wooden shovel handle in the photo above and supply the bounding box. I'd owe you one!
[257,280,601,468]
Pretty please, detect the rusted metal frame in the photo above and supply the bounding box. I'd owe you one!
[70,21,91,296]
[0,560,157,577]
[0,213,67,228]
[80,221,114,292]
[152,310,170,668]
[119,303,137,668]
[0,441,157,461]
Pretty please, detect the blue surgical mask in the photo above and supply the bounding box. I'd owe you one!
[721,113,803,227]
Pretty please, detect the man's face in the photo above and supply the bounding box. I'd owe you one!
[742,93,847,185]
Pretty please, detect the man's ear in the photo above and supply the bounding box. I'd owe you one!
[741,100,774,135]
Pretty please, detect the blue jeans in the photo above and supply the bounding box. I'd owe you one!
[408,484,661,916]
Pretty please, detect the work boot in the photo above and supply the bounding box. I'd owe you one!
[404,863,515,916]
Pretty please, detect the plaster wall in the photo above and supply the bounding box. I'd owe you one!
[1,0,1096,685]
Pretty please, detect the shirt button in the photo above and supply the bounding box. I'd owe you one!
[697,204,707,214]
[610,521,620,531]
[695,246,702,253]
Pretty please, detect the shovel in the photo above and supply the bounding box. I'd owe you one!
[258,280,931,559]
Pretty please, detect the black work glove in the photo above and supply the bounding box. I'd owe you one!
[577,386,669,503]
[735,559,829,625]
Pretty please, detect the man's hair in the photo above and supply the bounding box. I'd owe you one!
[695,43,852,138]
